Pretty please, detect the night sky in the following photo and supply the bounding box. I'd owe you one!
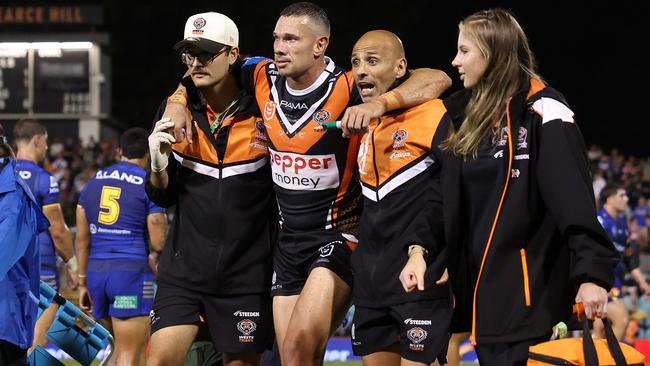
[12,1,649,154]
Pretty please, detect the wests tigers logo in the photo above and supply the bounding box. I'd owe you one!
[237,319,257,336]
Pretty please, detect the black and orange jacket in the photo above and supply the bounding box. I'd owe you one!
[146,77,277,296]
[352,99,451,307]
[442,78,617,344]
[242,57,361,237]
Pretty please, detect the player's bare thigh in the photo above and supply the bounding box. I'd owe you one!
[111,316,150,366]
[281,267,352,363]
[223,352,262,366]
[361,343,401,366]
[273,295,299,350]
[146,324,198,366]
[363,347,431,366]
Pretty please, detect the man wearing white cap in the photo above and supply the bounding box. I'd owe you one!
[146,12,277,366]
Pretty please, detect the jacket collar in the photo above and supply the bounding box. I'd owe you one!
[181,76,257,118]
[443,89,471,130]
[506,76,533,130]
[508,76,546,129]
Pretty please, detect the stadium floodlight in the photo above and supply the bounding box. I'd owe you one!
[0,42,93,50]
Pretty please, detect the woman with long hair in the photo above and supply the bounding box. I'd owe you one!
[441,9,618,365]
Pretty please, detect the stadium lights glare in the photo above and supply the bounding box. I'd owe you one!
[0,42,93,50]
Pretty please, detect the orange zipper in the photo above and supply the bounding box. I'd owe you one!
[470,98,514,345]
[520,248,531,306]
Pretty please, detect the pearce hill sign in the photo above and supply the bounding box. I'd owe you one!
[0,5,102,25]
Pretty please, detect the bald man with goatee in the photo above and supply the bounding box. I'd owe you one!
[349,30,453,366]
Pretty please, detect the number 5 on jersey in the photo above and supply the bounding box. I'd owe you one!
[99,186,122,225]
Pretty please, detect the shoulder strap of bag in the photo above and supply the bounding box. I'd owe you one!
[581,315,628,366]
[603,317,628,366]
[583,316,600,366]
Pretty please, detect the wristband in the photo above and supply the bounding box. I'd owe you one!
[167,95,187,106]
[151,162,168,174]
[378,90,405,112]
[408,244,429,260]
[314,121,342,131]
[167,87,188,106]
[66,255,78,273]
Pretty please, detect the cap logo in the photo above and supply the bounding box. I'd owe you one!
[193,17,206,29]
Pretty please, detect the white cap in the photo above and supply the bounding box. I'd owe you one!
[173,12,239,53]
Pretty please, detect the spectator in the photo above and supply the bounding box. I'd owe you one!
[593,169,607,206]
[633,196,649,219]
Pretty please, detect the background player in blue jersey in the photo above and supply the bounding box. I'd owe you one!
[12,119,78,351]
[76,127,168,366]
[596,184,650,340]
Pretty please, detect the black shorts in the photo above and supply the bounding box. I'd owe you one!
[150,282,273,353]
[0,341,26,366]
[271,229,355,296]
[351,298,452,364]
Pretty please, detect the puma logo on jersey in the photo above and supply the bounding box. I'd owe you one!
[269,149,339,190]
[280,100,308,110]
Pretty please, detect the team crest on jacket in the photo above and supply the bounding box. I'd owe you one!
[237,319,257,342]
[193,18,206,29]
[517,127,528,150]
[392,129,409,149]
[254,120,268,142]
[494,127,508,147]
[255,120,265,134]
[407,327,427,351]
[264,101,276,121]
[312,109,331,123]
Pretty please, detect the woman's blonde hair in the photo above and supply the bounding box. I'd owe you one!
[444,8,542,157]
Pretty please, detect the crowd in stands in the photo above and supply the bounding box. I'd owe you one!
[41,136,119,225]
[588,146,650,251]
[586,145,650,345]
